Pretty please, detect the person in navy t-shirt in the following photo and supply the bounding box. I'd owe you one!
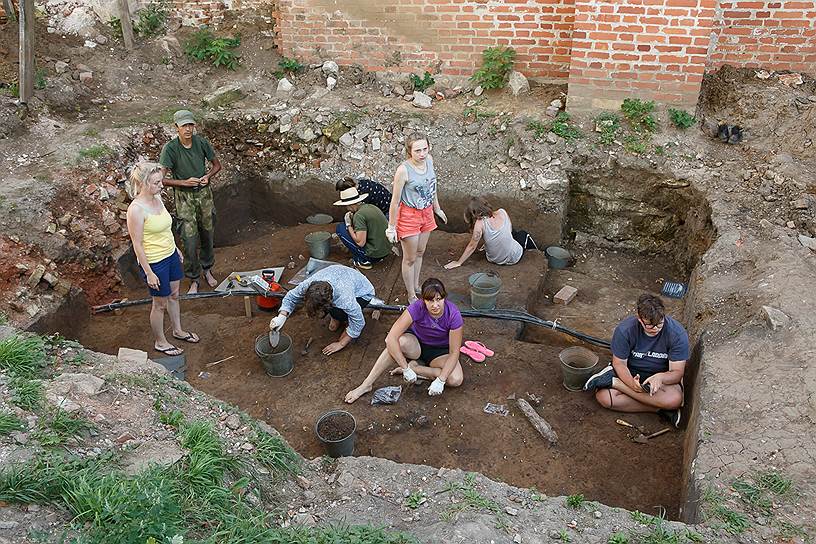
[584,293,689,427]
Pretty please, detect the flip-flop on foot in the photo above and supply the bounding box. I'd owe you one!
[459,345,486,363]
[464,340,494,357]
[172,331,200,343]
[155,345,184,356]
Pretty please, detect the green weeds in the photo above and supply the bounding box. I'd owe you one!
[33,409,95,447]
[35,68,47,90]
[0,411,25,435]
[277,56,304,77]
[0,334,46,377]
[668,108,695,130]
[621,98,657,134]
[608,533,630,544]
[77,144,114,161]
[463,98,497,121]
[557,529,571,542]
[527,120,549,138]
[133,0,168,38]
[409,71,435,92]
[566,493,585,509]
[159,409,185,427]
[440,473,506,529]
[9,376,44,411]
[405,490,427,509]
[471,46,515,90]
[550,112,582,141]
[595,111,621,145]
[252,431,301,476]
[702,487,751,535]
[184,30,241,70]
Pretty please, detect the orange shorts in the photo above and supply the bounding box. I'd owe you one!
[396,203,437,240]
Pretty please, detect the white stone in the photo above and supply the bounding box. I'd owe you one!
[321,60,339,76]
[508,71,530,96]
[474,85,484,96]
[55,61,69,74]
[761,306,790,331]
[277,78,294,97]
[339,132,355,147]
[798,234,816,251]
[79,72,93,84]
[225,414,241,430]
[412,91,432,109]
[371,137,381,151]
[326,76,337,90]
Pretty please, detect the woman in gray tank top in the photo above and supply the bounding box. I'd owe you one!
[385,133,448,303]
[445,197,538,269]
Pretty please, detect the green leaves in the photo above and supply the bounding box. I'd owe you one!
[184,30,241,71]
[471,46,516,90]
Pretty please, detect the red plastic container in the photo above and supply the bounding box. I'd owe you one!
[256,270,282,312]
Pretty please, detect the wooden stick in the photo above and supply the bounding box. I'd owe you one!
[516,398,558,446]
[206,355,235,367]
[18,0,34,103]
[243,296,252,318]
[118,0,134,51]
[646,427,671,439]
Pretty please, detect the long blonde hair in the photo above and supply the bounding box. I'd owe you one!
[127,161,163,199]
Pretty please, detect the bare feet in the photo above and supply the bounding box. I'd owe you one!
[204,269,218,288]
[187,281,199,295]
[328,317,340,332]
[345,383,372,404]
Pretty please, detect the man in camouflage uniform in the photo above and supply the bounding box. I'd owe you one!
[159,110,222,294]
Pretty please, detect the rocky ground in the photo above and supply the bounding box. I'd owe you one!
[0,11,815,544]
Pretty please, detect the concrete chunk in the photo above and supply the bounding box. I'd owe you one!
[118,347,148,366]
[761,305,790,331]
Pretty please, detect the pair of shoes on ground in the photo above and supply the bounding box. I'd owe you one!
[352,259,373,270]
[154,331,200,357]
[459,341,494,363]
[583,365,682,428]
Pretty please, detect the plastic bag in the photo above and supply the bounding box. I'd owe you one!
[483,402,509,416]
[371,385,402,406]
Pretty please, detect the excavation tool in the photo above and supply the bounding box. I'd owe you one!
[301,336,314,356]
[617,419,670,444]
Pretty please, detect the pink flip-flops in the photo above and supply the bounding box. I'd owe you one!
[459,341,495,363]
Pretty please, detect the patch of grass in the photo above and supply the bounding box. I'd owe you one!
[550,112,582,141]
[732,478,773,512]
[595,111,621,145]
[471,46,516,90]
[0,82,19,97]
[0,334,47,378]
[184,30,241,70]
[566,493,585,509]
[405,490,427,509]
[77,144,114,161]
[159,409,185,428]
[756,470,793,495]
[133,0,168,38]
[668,108,695,130]
[703,487,751,535]
[608,533,630,544]
[440,473,506,528]
[631,510,658,525]
[35,68,47,90]
[0,411,25,435]
[463,98,497,121]
[33,409,95,447]
[776,519,810,541]
[621,98,658,134]
[9,375,44,411]
[0,313,7,325]
[277,56,304,77]
[82,127,100,137]
[252,431,301,476]
[409,71,435,92]
[557,529,571,542]
[623,134,648,154]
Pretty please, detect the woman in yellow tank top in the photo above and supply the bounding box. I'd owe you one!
[126,161,199,356]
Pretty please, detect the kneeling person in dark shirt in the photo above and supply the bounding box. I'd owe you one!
[584,293,689,427]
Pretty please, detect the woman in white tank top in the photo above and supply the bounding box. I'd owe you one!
[444,197,538,269]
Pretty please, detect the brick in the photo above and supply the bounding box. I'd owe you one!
[554,286,578,305]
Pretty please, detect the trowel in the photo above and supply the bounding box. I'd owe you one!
[268,329,280,348]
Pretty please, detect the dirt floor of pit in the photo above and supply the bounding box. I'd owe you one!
[73,224,689,517]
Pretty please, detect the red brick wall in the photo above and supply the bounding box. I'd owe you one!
[273,0,576,79]
[170,0,275,27]
[708,0,816,71]
[567,0,717,109]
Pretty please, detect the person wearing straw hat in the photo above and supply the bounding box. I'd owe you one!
[334,186,392,270]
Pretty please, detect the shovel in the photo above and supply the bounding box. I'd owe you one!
[632,427,672,444]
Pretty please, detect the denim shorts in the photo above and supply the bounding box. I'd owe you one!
[140,251,183,297]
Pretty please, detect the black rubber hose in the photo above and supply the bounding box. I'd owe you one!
[92,294,610,349]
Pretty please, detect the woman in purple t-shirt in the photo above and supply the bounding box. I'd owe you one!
[345,278,464,403]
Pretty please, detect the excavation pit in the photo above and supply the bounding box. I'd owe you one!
[73,218,695,517]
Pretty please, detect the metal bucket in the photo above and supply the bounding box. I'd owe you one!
[469,272,502,310]
[255,333,294,377]
[305,231,331,260]
[559,346,599,391]
[545,246,571,269]
[315,410,356,457]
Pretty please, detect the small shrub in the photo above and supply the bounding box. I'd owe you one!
[277,56,304,76]
[34,69,47,90]
[185,30,241,70]
[405,491,427,509]
[0,412,25,435]
[471,46,516,90]
[668,108,695,130]
[159,409,185,428]
[623,134,648,154]
[595,111,621,145]
[566,493,585,509]
[621,98,657,133]
[409,71,435,92]
[108,17,122,36]
[527,120,549,138]
[550,112,582,141]
[133,0,168,38]
[608,533,630,544]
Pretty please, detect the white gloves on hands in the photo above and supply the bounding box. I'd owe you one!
[428,377,446,396]
[402,367,417,384]
[269,314,287,331]
[344,211,353,227]
[385,225,398,244]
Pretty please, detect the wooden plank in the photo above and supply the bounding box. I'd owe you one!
[18,0,34,103]
[2,0,17,22]
[243,296,252,319]
[516,398,558,446]
[118,0,134,51]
